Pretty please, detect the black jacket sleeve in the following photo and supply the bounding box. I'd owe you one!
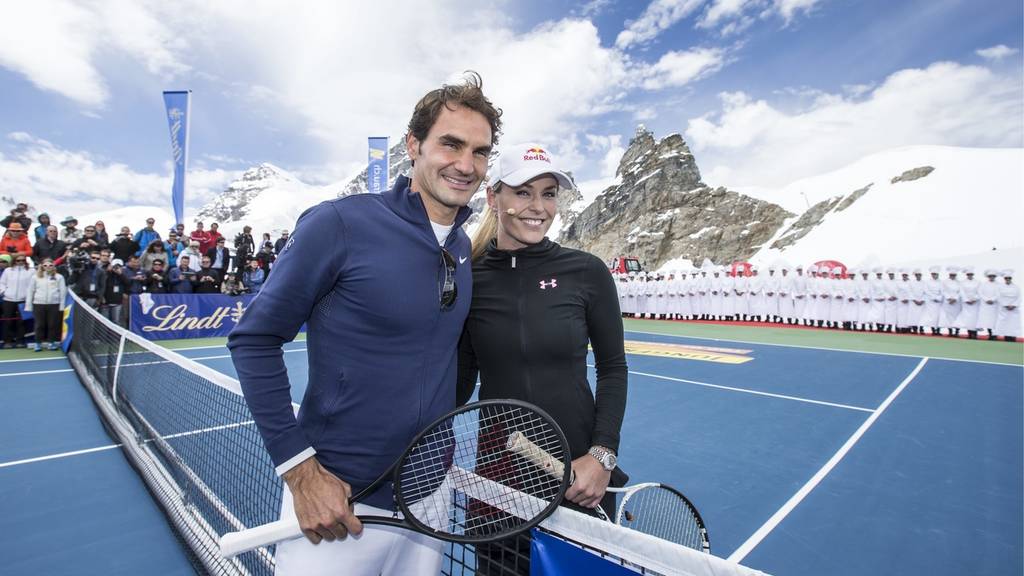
[584,256,628,453]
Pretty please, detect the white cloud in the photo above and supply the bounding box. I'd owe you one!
[772,0,821,24]
[976,44,1019,61]
[639,47,727,89]
[698,0,750,29]
[616,0,706,49]
[0,0,189,107]
[0,133,235,219]
[578,0,614,17]
[695,0,819,34]
[585,134,627,178]
[153,5,636,172]
[686,61,1023,187]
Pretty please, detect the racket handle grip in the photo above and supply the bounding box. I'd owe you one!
[219,518,303,558]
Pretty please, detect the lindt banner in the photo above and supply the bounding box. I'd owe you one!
[163,90,192,226]
[368,136,389,194]
[130,293,257,340]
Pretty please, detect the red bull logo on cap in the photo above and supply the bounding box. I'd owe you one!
[523,147,550,163]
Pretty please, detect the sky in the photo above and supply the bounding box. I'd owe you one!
[0,0,1021,222]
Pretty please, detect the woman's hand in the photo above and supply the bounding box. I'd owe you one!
[565,454,611,510]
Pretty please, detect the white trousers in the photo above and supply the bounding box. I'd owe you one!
[275,484,445,576]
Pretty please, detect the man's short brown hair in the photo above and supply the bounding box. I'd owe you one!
[407,71,503,149]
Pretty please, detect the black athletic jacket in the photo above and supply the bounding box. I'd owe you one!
[457,238,628,463]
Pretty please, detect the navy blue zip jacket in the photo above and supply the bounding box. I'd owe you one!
[228,175,473,510]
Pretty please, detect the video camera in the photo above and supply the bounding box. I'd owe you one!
[67,250,91,273]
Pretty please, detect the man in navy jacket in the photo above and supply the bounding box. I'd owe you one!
[228,72,501,575]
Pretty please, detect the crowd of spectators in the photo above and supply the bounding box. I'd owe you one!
[0,202,285,349]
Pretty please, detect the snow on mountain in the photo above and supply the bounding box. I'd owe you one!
[746,146,1023,272]
[193,163,338,241]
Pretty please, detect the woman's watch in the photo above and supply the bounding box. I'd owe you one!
[588,445,617,471]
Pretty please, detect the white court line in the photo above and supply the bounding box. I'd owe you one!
[0,421,257,470]
[586,363,871,412]
[0,443,122,469]
[726,357,930,563]
[627,369,874,413]
[0,355,69,364]
[624,327,1021,367]
[0,367,75,378]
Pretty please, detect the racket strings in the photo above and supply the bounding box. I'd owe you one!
[396,405,567,540]
[618,485,708,552]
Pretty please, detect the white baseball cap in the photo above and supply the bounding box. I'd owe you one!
[492,143,575,190]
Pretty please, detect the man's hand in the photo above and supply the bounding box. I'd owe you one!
[283,457,363,544]
[565,454,611,510]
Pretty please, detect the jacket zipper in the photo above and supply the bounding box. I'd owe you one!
[516,265,532,401]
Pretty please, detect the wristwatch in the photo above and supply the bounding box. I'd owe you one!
[588,446,617,471]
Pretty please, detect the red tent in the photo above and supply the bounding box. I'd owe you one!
[813,259,847,278]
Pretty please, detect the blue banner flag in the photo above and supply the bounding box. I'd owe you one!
[131,293,254,340]
[368,137,389,194]
[163,90,192,226]
[129,294,307,340]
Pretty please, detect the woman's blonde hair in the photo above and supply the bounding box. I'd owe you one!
[470,183,502,261]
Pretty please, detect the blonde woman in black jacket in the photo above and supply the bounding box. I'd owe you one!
[458,143,628,574]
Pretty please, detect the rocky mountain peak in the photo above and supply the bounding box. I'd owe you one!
[240,163,296,184]
[195,163,299,224]
[615,127,702,193]
[560,126,791,270]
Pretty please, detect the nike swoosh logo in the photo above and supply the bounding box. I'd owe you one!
[459,256,468,264]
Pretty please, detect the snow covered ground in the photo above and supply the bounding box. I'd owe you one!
[742,146,1023,273]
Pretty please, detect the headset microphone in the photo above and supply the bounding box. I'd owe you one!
[506,208,517,216]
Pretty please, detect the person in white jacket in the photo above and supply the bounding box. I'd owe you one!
[977,269,1001,339]
[25,258,67,351]
[995,270,1020,342]
[908,269,926,334]
[955,267,981,339]
[941,267,963,337]
[855,269,872,331]
[920,266,944,335]
[792,265,808,325]
[0,254,34,348]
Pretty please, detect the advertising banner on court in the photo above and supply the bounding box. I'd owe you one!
[163,90,192,226]
[530,530,636,575]
[130,293,255,340]
[368,136,389,194]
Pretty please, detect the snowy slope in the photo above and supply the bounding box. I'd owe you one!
[744,146,1023,271]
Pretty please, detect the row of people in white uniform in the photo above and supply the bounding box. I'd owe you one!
[614,264,1021,341]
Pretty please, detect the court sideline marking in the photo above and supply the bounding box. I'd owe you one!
[726,356,930,563]
[0,421,256,470]
[628,369,873,412]
[0,367,74,378]
[625,327,1021,367]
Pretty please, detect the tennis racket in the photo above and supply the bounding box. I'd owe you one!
[220,399,572,558]
[506,431,710,553]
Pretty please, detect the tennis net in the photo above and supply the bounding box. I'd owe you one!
[67,292,766,576]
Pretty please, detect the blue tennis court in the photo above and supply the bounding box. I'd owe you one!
[2,324,1021,575]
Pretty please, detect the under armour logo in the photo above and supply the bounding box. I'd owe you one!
[539,279,558,290]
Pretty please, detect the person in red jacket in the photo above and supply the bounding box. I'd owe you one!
[1,223,33,259]
[190,221,211,253]
[205,222,224,254]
